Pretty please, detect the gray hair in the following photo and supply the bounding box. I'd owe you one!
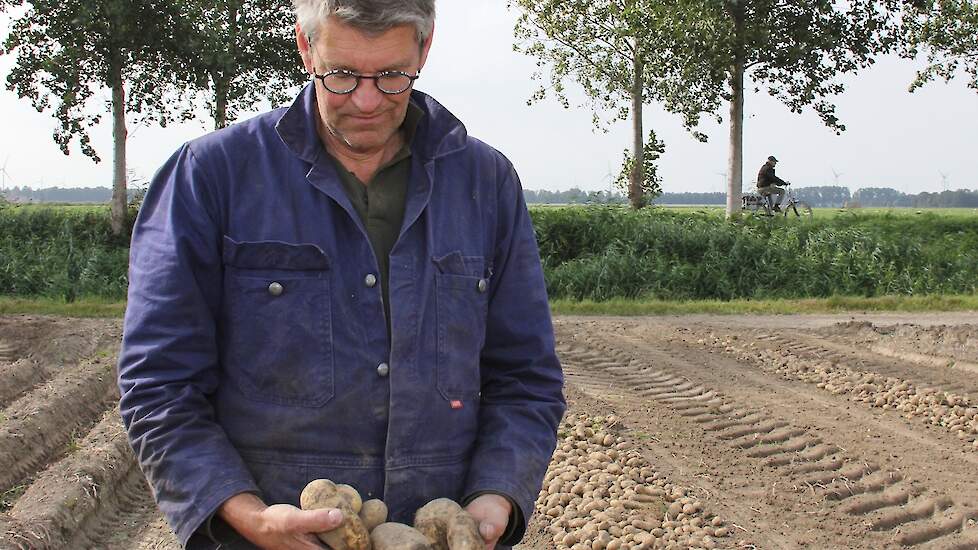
[293,0,435,45]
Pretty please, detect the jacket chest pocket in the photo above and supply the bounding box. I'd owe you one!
[221,237,334,408]
[434,252,490,400]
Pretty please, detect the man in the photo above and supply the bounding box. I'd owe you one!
[117,1,566,549]
[757,155,789,212]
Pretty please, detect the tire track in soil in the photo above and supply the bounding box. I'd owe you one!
[0,318,123,412]
[0,356,119,497]
[555,318,978,549]
[750,332,978,403]
[0,411,134,550]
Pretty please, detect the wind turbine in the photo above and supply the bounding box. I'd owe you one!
[716,171,728,192]
[939,171,950,192]
[0,156,15,193]
[830,167,844,186]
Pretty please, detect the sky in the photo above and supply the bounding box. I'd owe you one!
[1,2,977,195]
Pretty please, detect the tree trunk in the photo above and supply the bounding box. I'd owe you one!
[726,61,744,219]
[629,44,645,210]
[725,1,746,219]
[213,2,240,129]
[214,77,228,129]
[109,57,129,237]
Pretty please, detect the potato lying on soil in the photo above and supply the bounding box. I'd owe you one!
[371,522,433,550]
[360,499,389,532]
[414,498,462,550]
[446,510,482,550]
[300,479,372,550]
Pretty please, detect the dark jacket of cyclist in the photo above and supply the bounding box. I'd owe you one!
[757,157,787,188]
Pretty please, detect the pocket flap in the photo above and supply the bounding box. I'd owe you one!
[223,236,330,271]
[432,251,484,277]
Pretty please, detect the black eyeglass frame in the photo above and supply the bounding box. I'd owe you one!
[314,69,420,95]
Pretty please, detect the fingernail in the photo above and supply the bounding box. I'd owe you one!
[480,522,495,539]
[327,509,343,522]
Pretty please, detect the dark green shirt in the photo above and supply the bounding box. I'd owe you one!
[327,102,423,332]
[327,103,522,539]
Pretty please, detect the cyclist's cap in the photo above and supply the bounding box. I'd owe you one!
[767,155,778,162]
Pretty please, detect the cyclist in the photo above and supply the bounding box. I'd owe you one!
[757,155,790,212]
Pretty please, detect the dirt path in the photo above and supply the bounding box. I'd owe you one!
[2,313,978,549]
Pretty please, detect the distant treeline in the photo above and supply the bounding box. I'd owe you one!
[5,185,978,208]
[1,186,142,203]
[524,186,978,208]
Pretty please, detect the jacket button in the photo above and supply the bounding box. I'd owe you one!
[268,282,284,296]
[365,274,378,288]
[477,279,488,293]
[376,363,390,377]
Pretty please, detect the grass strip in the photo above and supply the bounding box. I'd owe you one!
[2,294,977,319]
[551,294,978,316]
[0,297,126,318]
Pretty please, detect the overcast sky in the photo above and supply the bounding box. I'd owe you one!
[2,2,977,195]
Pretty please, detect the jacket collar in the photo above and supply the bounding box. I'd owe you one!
[275,82,468,166]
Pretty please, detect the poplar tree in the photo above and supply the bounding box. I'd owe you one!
[1,0,194,236]
[657,0,900,217]
[509,0,724,209]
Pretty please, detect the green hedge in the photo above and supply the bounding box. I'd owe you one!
[0,205,133,301]
[1,204,977,302]
[533,207,978,301]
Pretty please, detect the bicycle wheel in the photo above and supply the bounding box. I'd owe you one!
[786,201,813,219]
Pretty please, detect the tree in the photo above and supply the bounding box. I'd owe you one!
[903,0,978,92]
[182,0,306,129]
[509,0,724,209]
[1,0,193,236]
[672,0,900,218]
[614,129,666,206]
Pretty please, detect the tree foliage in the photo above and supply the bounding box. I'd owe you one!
[181,0,306,128]
[707,0,899,131]
[903,0,978,91]
[614,129,665,206]
[1,0,192,161]
[510,0,722,130]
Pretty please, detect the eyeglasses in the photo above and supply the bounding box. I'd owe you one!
[314,69,420,95]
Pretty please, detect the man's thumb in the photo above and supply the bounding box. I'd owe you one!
[479,520,502,541]
[297,507,344,532]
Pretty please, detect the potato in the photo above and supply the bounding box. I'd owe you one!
[300,479,372,550]
[371,523,433,550]
[360,499,389,532]
[446,510,483,550]
[337,484,364,514]
[413,498,462,550]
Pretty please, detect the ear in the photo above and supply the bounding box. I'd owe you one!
[418,21,435,72]
[296,23,314,74]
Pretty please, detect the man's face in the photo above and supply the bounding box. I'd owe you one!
[298,17,432,156]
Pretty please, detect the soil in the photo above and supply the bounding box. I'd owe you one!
[2,312,978,549]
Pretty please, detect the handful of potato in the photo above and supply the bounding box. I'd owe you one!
[300,479,483,550]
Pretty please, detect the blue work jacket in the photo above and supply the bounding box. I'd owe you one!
[118,83,566,549]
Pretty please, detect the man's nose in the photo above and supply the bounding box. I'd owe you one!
[350,79,384,113]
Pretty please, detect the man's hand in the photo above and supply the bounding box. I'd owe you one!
[218,493,341,549]
[463,493,512,550]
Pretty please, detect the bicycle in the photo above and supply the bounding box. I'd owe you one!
[741,184,812,219]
